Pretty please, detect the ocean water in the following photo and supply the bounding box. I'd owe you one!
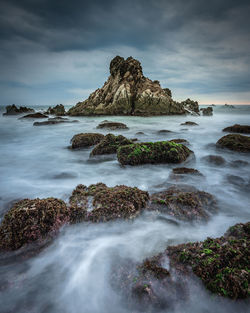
[0,105,249,313]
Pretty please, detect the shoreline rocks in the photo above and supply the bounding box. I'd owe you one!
[117,141,193,166]
[3,104,34,115]
[223,124,250,134]
[45,104,66,116]
[217,134,250,152]
[201,107,213,116]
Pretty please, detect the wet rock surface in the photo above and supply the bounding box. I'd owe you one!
[117,141,193,166]
[172,167,202,175]
[223,124,250,134]
[217,134,250,152]
[69,183,149,223]
[180,121,198,126]
[0,198,69,251]
[3,105,34,115]
[91,134,133,155]
[97,121,128,130]
[148,185,217,222]
[45,104,66,116]
[68,56,188,116]
[70,133,104,149]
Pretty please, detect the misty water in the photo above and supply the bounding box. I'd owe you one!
[0,105,249,313]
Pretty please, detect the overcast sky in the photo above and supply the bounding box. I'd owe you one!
[0,0,250,106]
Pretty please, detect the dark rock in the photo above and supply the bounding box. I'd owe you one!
[136,131,145,135]
[157,129,172,134]
[223,124,250,134]
[181,98,199,114]
[91,134,133,155]
[148,185,217,222]
[169,138,189,144]
[117,141,193,166]
[53,172,78,179]
[180,121,198,126]
[20,112,48,119]
[69,183,149,223]
[68,56,187,116]
[33,119,79,126]
[97,121,128,130]
[229,159,249,168]
[0,198,69,251]
[3,104,34,115]
[202,107,213,116]
[46,104,66,116]
[70,133,104,149]
[163,88,172,98]
[202,155,226,166]
[172,167,202,175]
[217,134,250,152]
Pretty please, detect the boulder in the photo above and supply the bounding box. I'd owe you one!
[148,185,217,222]
[223,124,250,134]
[171,167,202,175]
[97,121,128,130]
[202,155,226,166]
[68,56,187,116]
[0,198,69,251]
[202,107,213,116]
[117,141,193,166]
[216,134,250,152]
[20,112,48,119]
[69,183,149,223]
[70,133,104,149]
[3,104,34,115]
[46,104,66,116]
[180,121,198,126]
[91,134,133,155]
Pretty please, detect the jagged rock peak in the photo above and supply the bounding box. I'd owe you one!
[109,56,143,79]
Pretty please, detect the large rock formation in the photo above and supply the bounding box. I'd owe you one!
[68,56,187,116]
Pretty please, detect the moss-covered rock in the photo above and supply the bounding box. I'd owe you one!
[168,222,250,299]
[117,141,193,166]
[46,104,66,116]
[223,124,250,134]
[69,183,149,223]
[0,198,69,251]
[149,185,217,222]
[70,133,104,149]
[97,121,128,130]
[3,104,34,115]
[91,134,133,156]
[217,134,250,152]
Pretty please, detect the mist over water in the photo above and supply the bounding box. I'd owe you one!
[0,105,249,313]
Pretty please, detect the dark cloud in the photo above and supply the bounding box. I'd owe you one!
[0,0,250,105]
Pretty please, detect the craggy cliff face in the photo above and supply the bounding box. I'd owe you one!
[68,56,186,116]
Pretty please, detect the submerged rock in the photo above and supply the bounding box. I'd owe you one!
[91,134,133,156]
[157,129,172,134]
[70,133,104,149]
[117,141,193,166]
[202,107,213,116]
[229,159,249,168]
[223,124,250,134]
[20,112,48,119]
[217,134,250,152]
[0,198,69,251]
[202,155,226,166]
[33,119,79,126]
[3,104,34,115]
[149,185,217,222]
[169,138,189,144]
[68,56,187,116]
[69,183,149,223]
[46,104,66,116]
[180,121,198,126]
[97,121,128,130]
[171,167,202,175]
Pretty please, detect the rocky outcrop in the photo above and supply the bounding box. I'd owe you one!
[3,104,34,115]
[223,124,250,134]
[68,56,189,116]
[180,98,199,115]
[201,107,213,116]
[69,183,149,223]
[70,133,104,149]
[97,121,128,130]
[217,134,250,152]
[149,185,217,222]
[0,198,69,251]
[46,104,66,116]
[117,141,193,166]
[91,134,133,155]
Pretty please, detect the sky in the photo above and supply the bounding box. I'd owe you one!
[0,0,250,106]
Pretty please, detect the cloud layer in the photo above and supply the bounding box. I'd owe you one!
[0,0,250,105]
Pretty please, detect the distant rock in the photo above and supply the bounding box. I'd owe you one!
[46,104,66,116]
[202,155,226,166]
[97,121,128,130]
[117,141,193,166]
[91,134,132,155]
[180,121,198,126]
[180,98,200,115]
[20,112,48,119]
[3,104,34,115]
[217,134,250,152]
[68,56,189,116]
[224,104,235,108]
[223,124,250,134]
[33,119,79,126]
[71,133,104,149]
[201,107,213,116]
